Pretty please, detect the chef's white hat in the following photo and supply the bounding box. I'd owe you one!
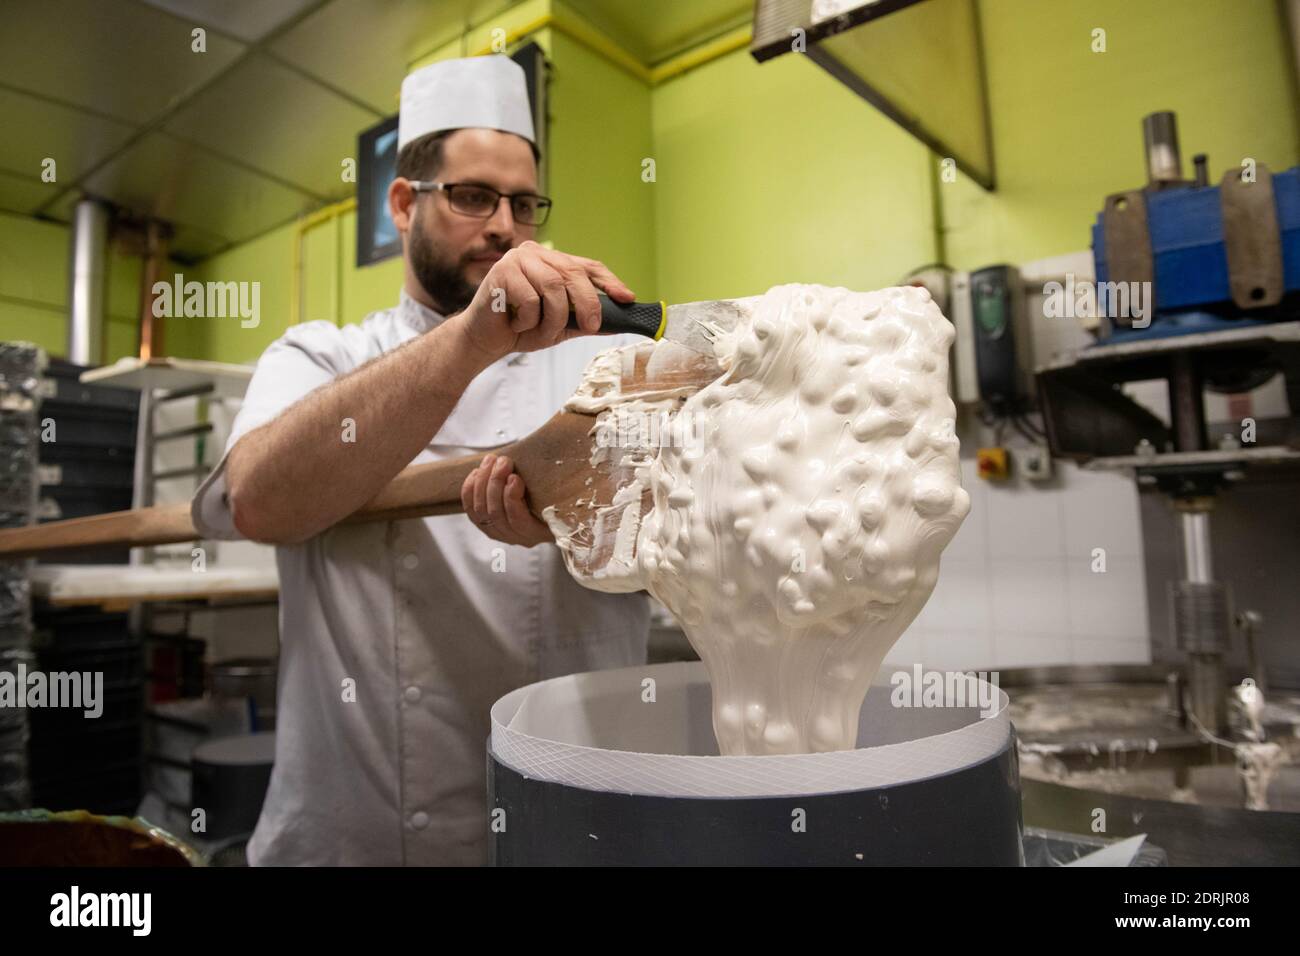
[398,55,535,150]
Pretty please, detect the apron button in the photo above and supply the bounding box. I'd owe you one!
[410,811,429,830]
[403,686,421,703]
[401,553,419,570]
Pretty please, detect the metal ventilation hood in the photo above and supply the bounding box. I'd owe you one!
[752,0,995,190]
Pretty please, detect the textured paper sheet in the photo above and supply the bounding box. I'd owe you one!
[491,661,1010,798]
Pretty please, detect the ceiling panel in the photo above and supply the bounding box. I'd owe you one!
[0,0,246,125]
[138,0,321,44]
[0,168,59,217]
[168,222,233,262]
[564,0,752,64]
[0,0,766,261]
[270,0,517,114]
[33,199,229,264]
[0,87,137,185]
[72,132,318,257]
[164,53,378,199]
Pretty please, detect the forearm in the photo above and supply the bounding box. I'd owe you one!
[227,315,492,543]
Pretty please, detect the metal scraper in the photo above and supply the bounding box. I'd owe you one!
[565,293,755,354]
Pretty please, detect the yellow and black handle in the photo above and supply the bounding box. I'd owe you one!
[566,293,667,340]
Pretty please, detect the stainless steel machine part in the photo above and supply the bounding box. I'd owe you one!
[1179,509,1213,583]
[1169,351,1207,453]
[1173,502,1230,734]
[1192,153,1209,189]
[1021,777,1300,866]
[1237,610,1267,695]
[1142,110,1183,188]
[1007,664,1300,864]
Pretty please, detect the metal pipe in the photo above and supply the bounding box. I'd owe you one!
[1237,610,1267,695]
[154,422,214,443]
[1142,111,1183,187]
[1172,502,1228,735]
[66,198,109,365]
[1180,511,1213,584]
[1192,153,1209,188]
[1187,654,1226,734]
[152,465,211,482]
[138,220,168,361]
[1169,351,1206,452]
[1165,670,1185,724]
[156,382,215,403]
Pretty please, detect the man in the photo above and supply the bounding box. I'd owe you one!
[192,55,650,865]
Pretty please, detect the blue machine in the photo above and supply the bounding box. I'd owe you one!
[1037,116,1300,738]
[1090,113,1300,343]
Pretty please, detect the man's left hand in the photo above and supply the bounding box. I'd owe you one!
[461,453,554,548]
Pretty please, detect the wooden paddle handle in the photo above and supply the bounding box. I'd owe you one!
[0,455,487,560]
[0,502,199,559]
[346,453,484,523]
[0,409,600,559]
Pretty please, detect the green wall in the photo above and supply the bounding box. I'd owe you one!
[173,207,408,365]
[0,209,181,363]
[4,0,1296,364]
[650,46,937,304]
[943,0,1300,269]
[544,27,655,296]
[174,218,296,363]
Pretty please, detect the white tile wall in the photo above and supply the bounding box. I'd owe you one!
[991,556,1068,636]
[885,458,1152,672]
[992,631,1074,668]
[1061,467,1144,559]
[1063,556,1148,639]
[913,557,992,633]
[1071,637,1151,665]
[985,479,1065,558]
[921,629,994,671]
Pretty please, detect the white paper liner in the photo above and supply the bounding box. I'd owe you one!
[491,661,1011,798]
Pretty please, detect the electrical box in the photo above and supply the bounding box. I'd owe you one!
[970,264,1033,412]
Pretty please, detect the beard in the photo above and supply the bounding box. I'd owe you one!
[408,211,507,316]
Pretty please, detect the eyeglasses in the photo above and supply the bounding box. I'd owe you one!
[409,181,553,226]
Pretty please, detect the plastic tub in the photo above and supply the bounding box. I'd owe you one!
[488,661,1022,865]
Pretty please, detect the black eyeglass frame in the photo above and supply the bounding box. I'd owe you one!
[408,180,553,226]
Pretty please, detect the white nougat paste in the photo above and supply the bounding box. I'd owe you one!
[547,283,969,755]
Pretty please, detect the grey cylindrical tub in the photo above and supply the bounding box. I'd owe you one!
[488,661,1022,865]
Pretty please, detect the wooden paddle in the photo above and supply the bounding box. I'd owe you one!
[0,340,724,561]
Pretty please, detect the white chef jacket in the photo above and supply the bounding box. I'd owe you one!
[191,291,650,866]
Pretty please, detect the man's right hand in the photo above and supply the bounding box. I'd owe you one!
[450,240,636,362]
